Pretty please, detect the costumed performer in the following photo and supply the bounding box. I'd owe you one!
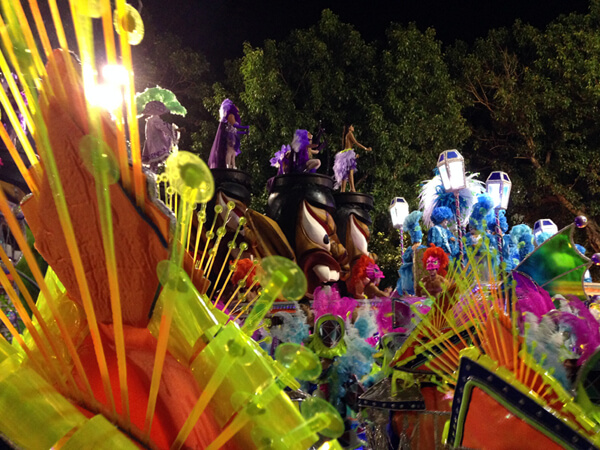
[485,208,518,270]
[396,210,426,296]
[140,101,180,171]
[427,207,455,256]
[333,124,371,193]
[419,169,485,260]
[136,86,187,171]
[270,129,319,174]
[208,98,249,169]
[508,223,534,263]
[347,254,391,299]
[306,131,322,173]
[416,244,449,298]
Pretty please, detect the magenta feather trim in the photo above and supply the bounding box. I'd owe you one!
[313,285,358,322]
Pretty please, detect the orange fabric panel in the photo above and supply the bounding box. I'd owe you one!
[392,386,451,450]
[21,50,169,327]
[461,387,565,450]
[73,325,233,449]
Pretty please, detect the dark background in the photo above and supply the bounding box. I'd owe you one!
[142,0,590,74]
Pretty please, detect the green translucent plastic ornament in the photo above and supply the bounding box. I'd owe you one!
[275,343,321,381]
[259,255,306,301]
[156,260,188,292]
[299,397,344,439]
[113,3,144,45]
[165,151,214,204]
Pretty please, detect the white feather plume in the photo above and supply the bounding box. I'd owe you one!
[418,173,485,229]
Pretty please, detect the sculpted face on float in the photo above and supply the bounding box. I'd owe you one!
[347,214,370,262]
[295,200,347,293]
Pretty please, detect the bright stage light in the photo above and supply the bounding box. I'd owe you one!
[87,83,124,111]
[102,64,129,86]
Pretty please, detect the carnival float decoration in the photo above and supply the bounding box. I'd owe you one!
[0,1,347,448]
[0,1,599,449]
[359,150,600,449]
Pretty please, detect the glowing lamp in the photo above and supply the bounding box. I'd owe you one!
[102,64,129,86]
[437,150,466,192]
[389,197,409,230]
[87,84,124,111]
[486,171,512,210]
[533,219,558,240]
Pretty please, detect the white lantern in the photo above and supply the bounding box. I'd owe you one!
[486,171,512,210]
[533,219,558,240]
[437,150,466,192]
[389,197,409,230]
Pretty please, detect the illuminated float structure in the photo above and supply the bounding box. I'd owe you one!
[0,1,348,448]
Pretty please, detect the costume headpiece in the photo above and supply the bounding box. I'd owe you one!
[422,244,449,277]
[430,206,454,226]
[141,100,168,116]
[218,98,240,123]
[404,210,423,244]
[135,86,187,116]
[486,208,508,233]
[469,193,494,231]
[510,224,534,260]
[365,262,384,280]
[419,170,485,228]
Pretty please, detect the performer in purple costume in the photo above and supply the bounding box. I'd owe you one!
[208,99,249,169]
[270,129,321,174]
[141,101,180,171]
[333,124,371,192]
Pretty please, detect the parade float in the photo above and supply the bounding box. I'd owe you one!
[0,1,599,449]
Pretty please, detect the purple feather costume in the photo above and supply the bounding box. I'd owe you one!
[208,99,248,169]
[270,130,311,175]
[333,149,357,189]
[141,101,178,168]
[290,129,310,172]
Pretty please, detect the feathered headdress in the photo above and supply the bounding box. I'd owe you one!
[419,172,485,229]
[469,193,494,231]
[291,129,310,171]
[313,285,358,322]
[218,98,240,123]
[348,254,378,295]
[291,129,310,153]
[535,231,554,246]
[431,206,454,226]
[422,244,449,277]
[135,86,187,116]
[270,311,310,345]
[510,224,534,260]
[270,145,290,169]
[404,210,423,244]
[365,262,384,280]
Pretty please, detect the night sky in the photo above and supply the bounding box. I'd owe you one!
[143,0,590,73]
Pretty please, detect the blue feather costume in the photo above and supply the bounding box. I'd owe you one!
[396,211,425,295]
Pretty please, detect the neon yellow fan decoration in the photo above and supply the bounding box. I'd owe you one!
[0,0,343,448]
